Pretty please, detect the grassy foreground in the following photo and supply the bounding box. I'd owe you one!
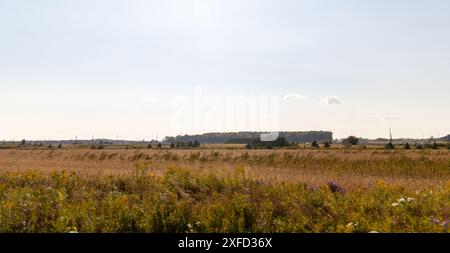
[0,165,449,233]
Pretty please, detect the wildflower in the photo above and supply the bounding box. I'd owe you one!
[369,231,379,233]
[431,218,440,224]
[398,198,406,203]
[187,223,193,229]
[68,231,79,233]
[392,203,400,207]
[195,221,201,226]
[346,222,358,227]
[407,197,415,202]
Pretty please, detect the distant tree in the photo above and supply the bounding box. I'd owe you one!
[157,143,162,149]
[48,144,53,148]
[57,144,62,149]
[21,139,26,146]
[147,144,152,149]
[188,141,193,147]
[245,143,252,149]
[38,142,43,147]
[311,141,320,148]
[404,143,411,150]
[324,142,331,148]
[416,143,423,149]
[175,142,181,148]
[98,145,104,150]
[432,142,438,149]
[447,143,450,149]
[193,140,201,148]
[343,136,359,146]
[170,142,175,148]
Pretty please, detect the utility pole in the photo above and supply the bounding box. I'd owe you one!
[389,128,393,143]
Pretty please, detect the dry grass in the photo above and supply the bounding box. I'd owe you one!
[1,149,448,190]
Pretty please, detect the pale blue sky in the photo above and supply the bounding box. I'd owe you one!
[1,0,449,140]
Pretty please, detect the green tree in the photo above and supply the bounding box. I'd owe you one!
[343,136,359,145]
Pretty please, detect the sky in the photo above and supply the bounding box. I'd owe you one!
[0,0,449,140]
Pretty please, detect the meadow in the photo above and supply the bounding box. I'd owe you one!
[0,146,449,233]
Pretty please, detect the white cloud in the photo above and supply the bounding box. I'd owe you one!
[319,95,342,105]
[283,93,307,101]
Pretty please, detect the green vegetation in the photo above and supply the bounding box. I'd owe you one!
[245,137,291,149]
[0,168,448,233]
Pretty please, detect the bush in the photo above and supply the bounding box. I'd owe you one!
[404,143,411,150]
[311,141,320,149]
[385,142,394,149]
[343,136,359,145]
[323,142,331,148]
[147,144,152,149]
[157,143,162,149]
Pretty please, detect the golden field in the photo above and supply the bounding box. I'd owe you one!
[0,147,449,232]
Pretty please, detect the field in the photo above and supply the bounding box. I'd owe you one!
[0,146,449,233]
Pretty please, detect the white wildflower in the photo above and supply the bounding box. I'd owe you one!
[392,203,400,207]
[407,197,415,202]
[369,231,379,233]
[398,198,406,203]
[346,222,354,227]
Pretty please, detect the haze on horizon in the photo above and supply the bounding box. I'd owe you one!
[1,0,449,141]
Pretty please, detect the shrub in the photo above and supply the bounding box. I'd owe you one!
[147,144,152,149]
[343,136,359,145]
[311,141,320,149]
[323,142,331,148]
[385,142,394,149]
[404,143,411,150]
[157,143,162,149]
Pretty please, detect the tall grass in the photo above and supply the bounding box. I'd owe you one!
[0,166,448,233]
